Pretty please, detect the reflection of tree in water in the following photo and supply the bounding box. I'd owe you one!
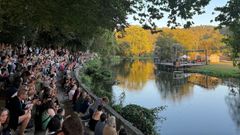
[187,74,222,89]
[111,59,131,79]
[155,73,222,102]
[225,79,240,130]
[155,71,194,102]
[112,60,154,90]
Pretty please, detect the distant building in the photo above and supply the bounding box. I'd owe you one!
[209,54,220,63]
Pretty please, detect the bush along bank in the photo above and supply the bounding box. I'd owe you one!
[79,58,114,100]
[113,104,166,135]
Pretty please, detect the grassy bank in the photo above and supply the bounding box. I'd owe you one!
[187,62,240,78]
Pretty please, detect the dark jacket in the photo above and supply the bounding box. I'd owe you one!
[6,96,25,130]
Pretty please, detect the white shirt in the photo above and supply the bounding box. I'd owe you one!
[68,89,76,100]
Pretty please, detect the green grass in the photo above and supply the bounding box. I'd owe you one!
[187,62,240,78]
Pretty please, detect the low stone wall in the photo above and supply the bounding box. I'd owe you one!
[74,67,144,135]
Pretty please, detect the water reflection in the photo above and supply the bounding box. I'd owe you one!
[113,60,223,98]
[225,79,240,130]
[155,72,194,102]
[112,60,154,90]
[112,60,240,135]
[187,74,222,89]
[155,72,223,102]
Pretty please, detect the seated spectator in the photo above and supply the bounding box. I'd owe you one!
[78,96,92,114]
[56,113,84,135]
[81,96,109,120]
[7,88,31,135]
[94,113,107,135]
[68,85,77,101]
[0,68,9,80]
[89,105,103,131]
[74,91,87,113]
[5,75,21,107]
[41,100,56,130]
[103,116,117,135]
[119,128,127,135]
[47,108,65,135]
[72,88,81,105]
[0,108,10,135]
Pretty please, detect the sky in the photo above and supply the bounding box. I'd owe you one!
[127,0,229,27]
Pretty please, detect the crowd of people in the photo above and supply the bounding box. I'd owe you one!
[0,44,127,135]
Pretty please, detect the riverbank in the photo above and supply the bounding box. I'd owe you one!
[187,62,240,78]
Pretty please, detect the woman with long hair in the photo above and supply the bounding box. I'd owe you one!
[0,108,10,135]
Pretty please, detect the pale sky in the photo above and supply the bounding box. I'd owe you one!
[127,0,228,27]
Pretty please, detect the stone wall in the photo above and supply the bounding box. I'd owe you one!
[74,67,144,135]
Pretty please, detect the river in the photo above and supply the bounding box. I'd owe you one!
[111,60,240,135]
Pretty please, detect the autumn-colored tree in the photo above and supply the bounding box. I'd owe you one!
[116,25,155,56]
[117,25,224,58]
[161,26,224,53]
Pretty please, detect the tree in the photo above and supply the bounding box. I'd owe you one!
[0,0,212,46]
[215,0,240,68]
[0,0,131,45]
[116,26,154,56]
[161,26,224,52]
[117,42,131,56]
[155,34,178,62]
[90,29,119,59]
[129,0,211,29]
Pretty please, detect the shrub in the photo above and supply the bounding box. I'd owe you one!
[79,58,113,99]
[120,104,166,135]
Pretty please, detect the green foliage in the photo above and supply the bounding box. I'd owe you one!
[0,0,130,35]
[116,104,166,135]
[112,104,123,114]
[117,42,131,56]
[155,34,180,62]
[80,58,114,99]
[0,0,131,47]
[215,0,240,69]
[79,72,92,87]
[84,58,102,76]
[130,0,211,29]
[0,0,213,46]
[90,29,119,59]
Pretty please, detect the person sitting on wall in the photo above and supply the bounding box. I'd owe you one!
[81,96,109,120]
[89,105,103,131]
[47,108,65,135]
[103,116,117,135]
[119,128,128,135]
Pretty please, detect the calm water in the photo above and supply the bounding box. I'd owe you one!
[111,60,240,135]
